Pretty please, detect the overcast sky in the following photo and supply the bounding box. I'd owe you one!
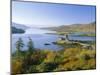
[12,1,96,27]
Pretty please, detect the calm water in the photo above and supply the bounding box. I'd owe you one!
[68,33,95,41]
[12,28,95,53]
[12,28,63,53]
[68,36,95,41]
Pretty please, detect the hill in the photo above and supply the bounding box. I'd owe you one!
[12,26,25,34]
[43,22,96,33]
[12,22,29,30]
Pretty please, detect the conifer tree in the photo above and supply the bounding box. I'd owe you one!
[27,37,34,54]
[16,38,24,57]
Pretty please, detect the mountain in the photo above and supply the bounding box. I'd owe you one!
[12,22,29,30]
[43,22,96,32]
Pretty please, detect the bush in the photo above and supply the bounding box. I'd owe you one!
[78,50,96,61]
[12,59,23,74]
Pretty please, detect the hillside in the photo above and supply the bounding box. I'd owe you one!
[12,22,29,30]
[43,22,96,33]
[12,26,25,34]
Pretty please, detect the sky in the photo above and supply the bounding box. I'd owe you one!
[12,1,96,27]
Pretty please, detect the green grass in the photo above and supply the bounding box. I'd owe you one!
[57,32,70,35]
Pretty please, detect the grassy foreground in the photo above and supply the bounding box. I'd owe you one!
[12,38,96,74]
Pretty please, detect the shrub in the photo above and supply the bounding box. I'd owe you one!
[78,50,96,61]
[12,59,23,74]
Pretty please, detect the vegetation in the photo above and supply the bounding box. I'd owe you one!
[12,37,96,74]
[12,27,25,34]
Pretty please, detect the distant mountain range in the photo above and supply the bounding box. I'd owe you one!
[12,22,29,34]
[43,22,96,32]
[12,22,96,34]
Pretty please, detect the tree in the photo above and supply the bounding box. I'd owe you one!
[27,37,34,54]
[16,38,24,57]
